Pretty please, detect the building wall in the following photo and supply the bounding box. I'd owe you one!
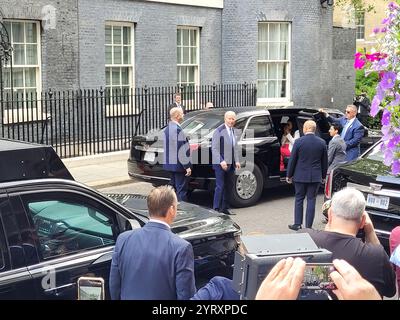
[0,0,80,91]
[222,0,339,109]
[78,0,222,88]
[333,0,387,52]
[332,27,356,111]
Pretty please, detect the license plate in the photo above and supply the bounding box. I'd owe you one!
[366,194,390,210]
[144,152,155,162]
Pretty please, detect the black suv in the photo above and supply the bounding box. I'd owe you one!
[128,107,380,207]
[0,139,241,299]
[325,140,399,251]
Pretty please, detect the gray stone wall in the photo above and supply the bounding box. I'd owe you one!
[0,0,80,91]
[222,0,340,108]
[332,26,356,111]
[78,0,222,88]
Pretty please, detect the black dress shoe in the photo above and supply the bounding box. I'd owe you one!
[221,208,235,215]
[288,224,302,231]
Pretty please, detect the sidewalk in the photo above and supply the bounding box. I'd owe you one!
[63,150,134,189]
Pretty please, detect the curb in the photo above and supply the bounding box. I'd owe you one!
[86,178,136,190]
[64,150,130,168]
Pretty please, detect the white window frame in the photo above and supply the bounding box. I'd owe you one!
[2,20,43,124]
[257,22,291,105]
[177,26,200,110]
[356,11,365,41]
[105,21,135,117]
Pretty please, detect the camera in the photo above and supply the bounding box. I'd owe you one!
[302,263,336,290]
[77,276,105,300]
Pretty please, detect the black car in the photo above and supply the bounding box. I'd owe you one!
[324,140,399,250]
[0,139,241,299]
[128,107,380,207]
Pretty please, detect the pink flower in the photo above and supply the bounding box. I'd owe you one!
[354,53,366,69]
[392,160,400,175]
[382,109,391,126]
[373,27,380,34]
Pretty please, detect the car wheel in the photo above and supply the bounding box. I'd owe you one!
[229,163,263,208]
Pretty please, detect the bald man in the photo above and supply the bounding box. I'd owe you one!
[211,111,241,215]
[286,120,328,230]
[163,107,192,201]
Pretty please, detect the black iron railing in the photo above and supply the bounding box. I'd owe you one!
[0,83,257,158]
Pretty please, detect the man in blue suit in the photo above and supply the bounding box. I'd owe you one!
[163,107,192,201]
[211,111,241,215]
[320,105,365,161]
[287,120,328,230]
[109,185,196,300]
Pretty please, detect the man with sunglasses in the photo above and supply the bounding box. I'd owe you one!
[319,105,364,161]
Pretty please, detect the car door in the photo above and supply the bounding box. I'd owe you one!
[14,190,127,300]
[0,195,37,299]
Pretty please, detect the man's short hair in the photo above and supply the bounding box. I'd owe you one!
[147,185,177,218]
[346,104,358,113]
[173,92,181,99]
[170,107,183,119]
[331,123,343,135]
[303,120,316,133]
[224,111,236,119]
[331,188,366,221]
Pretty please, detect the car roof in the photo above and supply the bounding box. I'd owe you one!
[186,106,343,119]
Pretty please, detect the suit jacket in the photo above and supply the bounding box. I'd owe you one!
[109,221,196,300]
[168,102,186,114]
[211,124,240,170]
[327,116,364,161]
[327,135,346,173]
[163,121,191,172]
[287,133,328,183]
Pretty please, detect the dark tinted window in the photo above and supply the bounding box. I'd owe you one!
[244,116,273,138]
[21,193,116,260]
[365,142,384,162]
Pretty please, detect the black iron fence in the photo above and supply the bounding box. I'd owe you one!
[0,83,257,158]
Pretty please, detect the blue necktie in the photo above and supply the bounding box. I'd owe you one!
[341,120,349,139]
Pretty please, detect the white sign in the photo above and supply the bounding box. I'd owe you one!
[144,152,156,162]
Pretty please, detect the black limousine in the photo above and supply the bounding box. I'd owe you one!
[128,106,380,207]
[0,139,241,299]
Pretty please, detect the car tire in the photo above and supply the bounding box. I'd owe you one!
[229,163,263,208]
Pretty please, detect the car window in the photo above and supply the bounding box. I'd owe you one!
[22,194,116,260]
[181,114,223,138]
[364,142,384,162]
[244,116,273,139]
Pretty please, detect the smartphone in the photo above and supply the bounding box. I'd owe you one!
[77,277,105,300]
[301,263,336,290]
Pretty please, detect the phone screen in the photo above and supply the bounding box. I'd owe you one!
[301,263,336,290]
[77,277,105,300]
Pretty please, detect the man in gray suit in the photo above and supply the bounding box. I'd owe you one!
[327,123,346,173]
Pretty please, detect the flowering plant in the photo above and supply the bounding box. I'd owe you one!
[354,1,400,174]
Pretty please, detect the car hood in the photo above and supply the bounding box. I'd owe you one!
[106,193,241,240]
[334,158,400,215]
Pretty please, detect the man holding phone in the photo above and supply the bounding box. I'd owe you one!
[299,188,396,298]
[109,186,196,300]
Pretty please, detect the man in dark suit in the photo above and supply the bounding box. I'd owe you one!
[211,111,240,215]
[168,92,185,114]
[287,120,328,230]
[354,92,371,127]
[327,123,346,173]
[109,186,196,300]
[163,107,191,201]
[320,105,364,161]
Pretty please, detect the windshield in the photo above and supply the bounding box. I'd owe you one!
[364,141,384,162]
[181,114,223,138]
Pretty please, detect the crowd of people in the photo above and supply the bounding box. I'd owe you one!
[109,94,399,300]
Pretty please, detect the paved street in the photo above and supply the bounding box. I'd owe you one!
[100,182,326,236]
